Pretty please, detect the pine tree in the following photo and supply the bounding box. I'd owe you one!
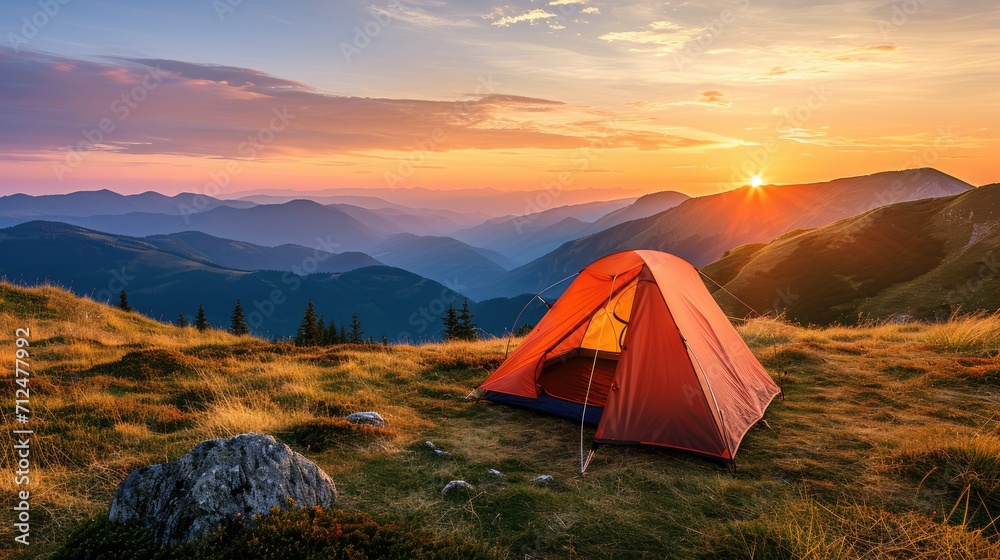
[325,318,338,345]
[381,334,389,346]
[442,305,459,341]
[195,304,210,332]
[175,312,188,328]
[349,310,363,344]
[295,300,320,346]
[457,299,478,341]
[339,326,347,344]
[316,315,326,345]
[118,290,133,312]
[229,300,249,336]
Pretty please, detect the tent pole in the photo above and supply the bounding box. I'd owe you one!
[503,273,579,358]
[580,273,619,474]
[582,443,600,474]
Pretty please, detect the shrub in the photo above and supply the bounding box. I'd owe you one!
[285,418,393,452]
[52,508,493,560]
[112,349,199,380]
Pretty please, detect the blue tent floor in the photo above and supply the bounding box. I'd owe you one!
[482,391,604,425]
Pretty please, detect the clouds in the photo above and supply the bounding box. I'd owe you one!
[599,20,705,52]
[485,8,558,27]
[0,48,734,164]
[628,90,733,110]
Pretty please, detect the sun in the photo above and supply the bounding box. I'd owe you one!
[750,174,764,188]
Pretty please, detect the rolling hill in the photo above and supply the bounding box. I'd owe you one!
[226,185,645,216]
[0,189,253,218]
[235,194,486,232]
[24,200,389,251]
[487,168,974,297]
[144,231,382,273]
[587,190,690,231]
[450,198,634,265]
[701,183,1000,323]
[0,222,543,339]
[366,233,511,299]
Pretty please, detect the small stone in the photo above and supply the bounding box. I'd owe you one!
[433,449,451,457]
[425,440,437,450]
[533,475,554,484]
[441,480,474,496]
[345,411,386,427]
[488,469,503,478]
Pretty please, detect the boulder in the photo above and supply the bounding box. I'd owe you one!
[109,433,336,544]
[345,411,386,427]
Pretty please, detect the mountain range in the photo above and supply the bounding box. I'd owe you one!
[1,167,994,332]
[701,183,1000,323]
[0,189,254,218]
[486,169,974,297]
[451,194,686,265]
[0,221,545,340]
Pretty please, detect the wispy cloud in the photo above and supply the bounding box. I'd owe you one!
[599,20,704,52]
[628,90,732,110]
[369,2,474,27]
[0,49,737,162]
[485,8,559,27]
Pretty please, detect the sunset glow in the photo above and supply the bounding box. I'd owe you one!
[750,175,764,188]
[0,2,996,200]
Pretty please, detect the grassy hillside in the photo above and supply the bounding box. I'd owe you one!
[704,183,1000,323]
[1,283,998,558]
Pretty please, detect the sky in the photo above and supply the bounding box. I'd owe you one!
[0,0,997,199]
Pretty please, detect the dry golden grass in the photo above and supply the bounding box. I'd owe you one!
[0,283,998,558]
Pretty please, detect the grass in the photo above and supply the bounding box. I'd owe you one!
[0,282,999,558]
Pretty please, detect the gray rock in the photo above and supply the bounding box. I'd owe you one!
[488,469,504,478]
[345,411,386,427]
[533,475,554,484]
[441,480,474,496]
[109,433,336,544]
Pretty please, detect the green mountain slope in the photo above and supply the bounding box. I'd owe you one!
[704,184,1000,323]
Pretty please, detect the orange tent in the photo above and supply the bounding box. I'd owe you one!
[478,250,780,469]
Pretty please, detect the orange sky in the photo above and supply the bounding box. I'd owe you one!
[0,1,996,199]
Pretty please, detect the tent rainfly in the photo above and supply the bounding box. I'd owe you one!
[478,250,780,472]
